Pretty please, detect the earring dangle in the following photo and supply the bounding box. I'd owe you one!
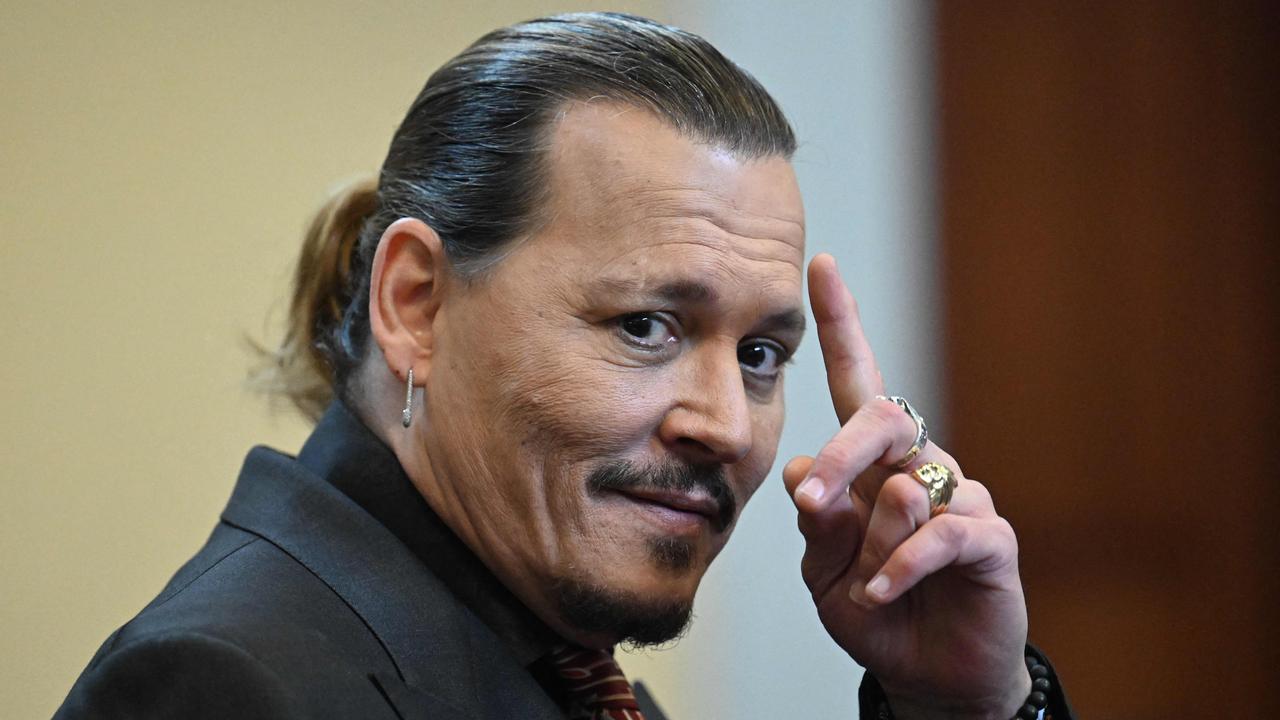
[402,368,414,428]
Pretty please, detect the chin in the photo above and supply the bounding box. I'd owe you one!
[548,538,713,648]
[551,572,697,648]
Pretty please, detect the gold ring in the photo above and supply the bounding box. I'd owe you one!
[910,462,957,517]
[876,395,929,468]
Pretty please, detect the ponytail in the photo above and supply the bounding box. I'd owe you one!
[250,177,378,422]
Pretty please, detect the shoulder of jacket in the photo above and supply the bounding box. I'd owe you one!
[55,630,306,720]
[109,527,386,673]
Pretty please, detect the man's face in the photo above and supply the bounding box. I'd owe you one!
[420,102,805,646]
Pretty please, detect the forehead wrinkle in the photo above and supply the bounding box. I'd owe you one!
[589,237,803,294]
[608,223,803,282]
[623,184,805,249]
[655,216,804,267]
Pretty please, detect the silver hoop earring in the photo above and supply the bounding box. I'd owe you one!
[402,368,414,428]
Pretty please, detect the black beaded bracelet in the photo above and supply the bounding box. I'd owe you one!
[868,652,1055,720]
[1014,654,1052,719]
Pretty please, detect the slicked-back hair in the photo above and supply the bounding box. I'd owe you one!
[257,12,796,420]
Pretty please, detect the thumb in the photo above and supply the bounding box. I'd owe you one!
[782,455,815,496]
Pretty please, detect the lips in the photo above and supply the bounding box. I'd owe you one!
[586,460,736,533]
[614,487,721,525]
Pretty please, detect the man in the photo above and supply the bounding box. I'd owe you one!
[56,13,1070,719]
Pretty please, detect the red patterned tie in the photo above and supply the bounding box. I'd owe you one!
[547,645,646,720]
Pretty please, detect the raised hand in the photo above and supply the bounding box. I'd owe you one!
[784,254,1031,719]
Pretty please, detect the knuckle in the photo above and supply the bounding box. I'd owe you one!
[992,516,1019,550]
[963,479,994,508]
[863,398,903,431]
[815,443,854,474]
[863,399,917,451]
[880,474,928,519]
[974,517,1021,574]
[930,512,967,545]
[932,447,961,473]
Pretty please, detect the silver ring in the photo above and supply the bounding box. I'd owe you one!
[876,395,928,469]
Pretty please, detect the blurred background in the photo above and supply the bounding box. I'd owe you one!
[2,1,1275,718]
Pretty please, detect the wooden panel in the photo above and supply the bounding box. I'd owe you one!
[937,2,1279,717]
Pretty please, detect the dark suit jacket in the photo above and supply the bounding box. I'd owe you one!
[56,406,1068,719]
[55,445,669,719]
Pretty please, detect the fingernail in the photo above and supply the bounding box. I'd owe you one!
[848,580,874,609]
[865,574,890,600]
[795,476,825,505]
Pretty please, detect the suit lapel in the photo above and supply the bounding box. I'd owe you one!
[221,447,564,720]
[635,681,673,720]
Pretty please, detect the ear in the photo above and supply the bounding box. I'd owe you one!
[368,218,448,386]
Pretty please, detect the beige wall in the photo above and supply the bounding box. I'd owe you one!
[4,3,943,717]
[0,3,668,717]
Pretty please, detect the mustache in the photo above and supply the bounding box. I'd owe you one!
[587,460,737,533]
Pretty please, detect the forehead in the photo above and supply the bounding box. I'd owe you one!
[526,102,806,282]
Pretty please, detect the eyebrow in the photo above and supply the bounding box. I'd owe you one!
[761,307,807,336]
[590,277,807,336]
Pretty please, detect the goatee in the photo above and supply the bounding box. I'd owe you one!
[549,459,736,646]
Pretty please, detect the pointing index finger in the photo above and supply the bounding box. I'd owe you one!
[808,253,885,424]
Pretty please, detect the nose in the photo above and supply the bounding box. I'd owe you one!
[657,345,754,465]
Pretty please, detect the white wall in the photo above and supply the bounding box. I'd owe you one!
[617,2,941,716]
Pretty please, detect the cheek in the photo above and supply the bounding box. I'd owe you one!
[494,346,669,461]
[735,393,787,504]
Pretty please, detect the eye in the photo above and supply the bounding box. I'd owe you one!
[738,340,788,377]
[617,313,679,350]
